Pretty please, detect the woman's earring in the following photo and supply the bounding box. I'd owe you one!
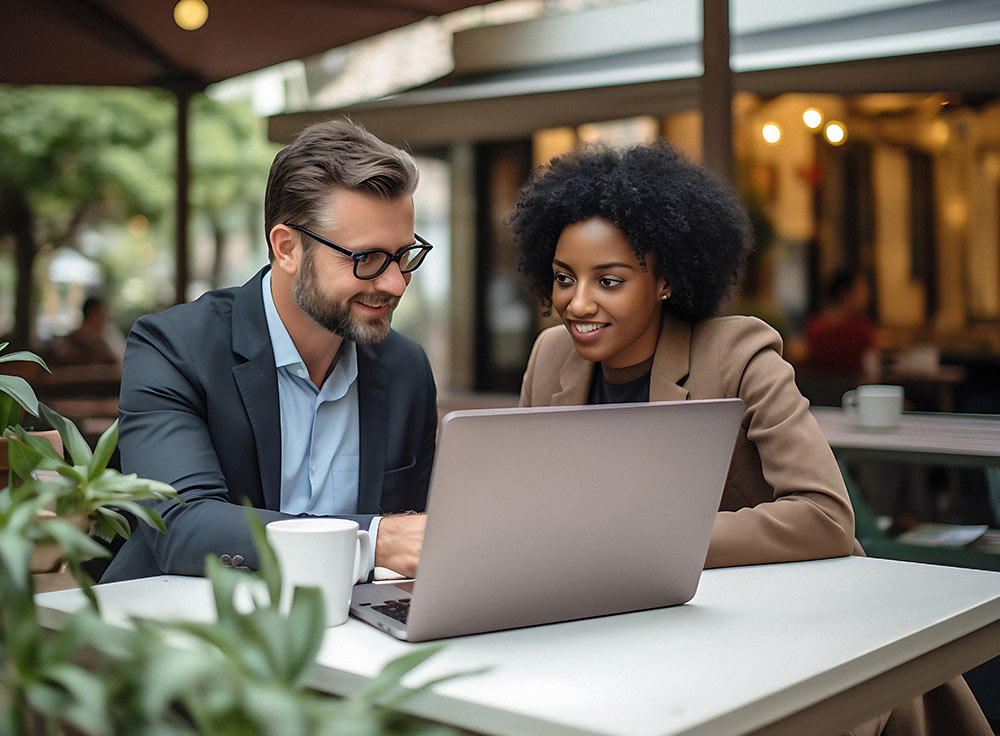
[661,294,668,302]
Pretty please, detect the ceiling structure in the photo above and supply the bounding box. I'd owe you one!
[0,0,490,90]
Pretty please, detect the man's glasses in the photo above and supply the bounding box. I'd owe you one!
[285,224,433,281]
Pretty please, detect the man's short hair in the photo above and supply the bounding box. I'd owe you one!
[82,296,105,318]
[263,118,419,259]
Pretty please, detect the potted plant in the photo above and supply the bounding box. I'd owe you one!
[1,367,466,734]
[0,342,61,475]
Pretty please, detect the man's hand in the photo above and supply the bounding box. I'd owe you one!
[375,513,426,578]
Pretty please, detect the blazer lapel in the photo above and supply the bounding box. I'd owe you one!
[649,313,693,402]
[551,347,593,405]
[547,314,693,404]
[231,267,282,511]
[355,342,385,513]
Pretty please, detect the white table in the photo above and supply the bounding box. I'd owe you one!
[35,557,1000,736]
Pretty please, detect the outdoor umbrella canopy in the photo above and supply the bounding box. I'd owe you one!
[0,0,489,88]
[0,0,491,311]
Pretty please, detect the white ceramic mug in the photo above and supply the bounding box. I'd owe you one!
[842,384,904,429]
[265,518,372,627]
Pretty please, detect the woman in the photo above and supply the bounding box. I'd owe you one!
[513,141,857,568]
[511,141,990,735]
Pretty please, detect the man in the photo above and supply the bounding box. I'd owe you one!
[51,296,124,366]
[102,119,434,582]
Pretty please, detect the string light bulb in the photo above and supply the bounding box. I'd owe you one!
[761,123,782,144]
[802,108,823,129]
[174,0,209,30]
[823,121,847,146]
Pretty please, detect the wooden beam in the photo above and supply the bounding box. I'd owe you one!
[701,0,733,183]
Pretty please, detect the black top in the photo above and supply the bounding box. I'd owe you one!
[587,356,654,405]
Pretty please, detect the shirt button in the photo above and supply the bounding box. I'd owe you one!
[310,465,317,472]
[297,368,307,378]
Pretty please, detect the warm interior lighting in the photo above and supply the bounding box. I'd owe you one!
[823,121,847,145]
[929,119,950,147]
[174,0,209,30]
[802,108,823,129]
[761,123,782,144]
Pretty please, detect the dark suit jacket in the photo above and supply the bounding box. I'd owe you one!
[101,267,437,582]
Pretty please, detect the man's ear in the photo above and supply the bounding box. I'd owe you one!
[269,225,300,276]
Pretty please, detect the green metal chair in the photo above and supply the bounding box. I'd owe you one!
[838,459,1000,571]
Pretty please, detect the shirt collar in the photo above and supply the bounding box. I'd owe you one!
[262,270,303,369]
[262,270,359,395]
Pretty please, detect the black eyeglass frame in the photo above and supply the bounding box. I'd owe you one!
[284,223,433,280]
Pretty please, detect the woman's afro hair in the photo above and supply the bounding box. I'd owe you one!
[509,140,752,322]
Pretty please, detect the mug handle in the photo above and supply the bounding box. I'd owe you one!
[842,389,857,410]
[353,530,372,584]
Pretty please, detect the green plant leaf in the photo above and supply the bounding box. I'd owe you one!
[204,554,242,630]
[33,663,111,734]
[245,506,281,606]
[0,524,34,590]
[354,645,446,704]
[92,506,132,541]
[109,500,168,533]
[39,403,92,467]
[5,432,46,480]
[54,463,88,485]
[89,470,179,500]
[239,681,310,736]
[64,555,100,608]
[15,425,67,463]
[0,374,39,419]
[282,586,326,685]
[0,345,50,371]
[88,419,119,481]
[0,394,20,429]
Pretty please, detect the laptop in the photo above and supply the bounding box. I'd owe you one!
[350,398,744,641]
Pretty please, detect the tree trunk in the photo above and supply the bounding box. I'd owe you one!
[0,186,37,348]
[211,218,225,290]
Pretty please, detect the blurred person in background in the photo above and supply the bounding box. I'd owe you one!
[51,296,125,366]
[804,267,880,384]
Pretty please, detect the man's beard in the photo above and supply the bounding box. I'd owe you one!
[293,250,399,344]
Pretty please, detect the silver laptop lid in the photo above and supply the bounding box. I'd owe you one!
[402,399,743,641]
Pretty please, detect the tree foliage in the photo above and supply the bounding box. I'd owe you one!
[0,85,279,344]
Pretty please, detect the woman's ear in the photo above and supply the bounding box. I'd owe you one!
[658,279,671,302]
[269,225,300,276]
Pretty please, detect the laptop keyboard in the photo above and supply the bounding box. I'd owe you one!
[368,598,411,624]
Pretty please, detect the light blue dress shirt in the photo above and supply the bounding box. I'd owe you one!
[262,272,379,573]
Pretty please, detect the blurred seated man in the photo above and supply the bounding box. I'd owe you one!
[51,296,124,366]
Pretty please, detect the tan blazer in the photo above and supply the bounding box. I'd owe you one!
[520,314,861,567]
[521,315,992,735]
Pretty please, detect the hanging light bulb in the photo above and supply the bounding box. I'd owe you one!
[802,108,823,129]
[823,121,847,146]
[761,123,782,144]
[174,0,209,30]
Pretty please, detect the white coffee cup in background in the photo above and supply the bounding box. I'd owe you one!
[842,384,904,429]
[265,518,372,627]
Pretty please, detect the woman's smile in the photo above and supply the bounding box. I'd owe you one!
[569,320,609,337]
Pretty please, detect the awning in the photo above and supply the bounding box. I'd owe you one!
[268,0,1000,148]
